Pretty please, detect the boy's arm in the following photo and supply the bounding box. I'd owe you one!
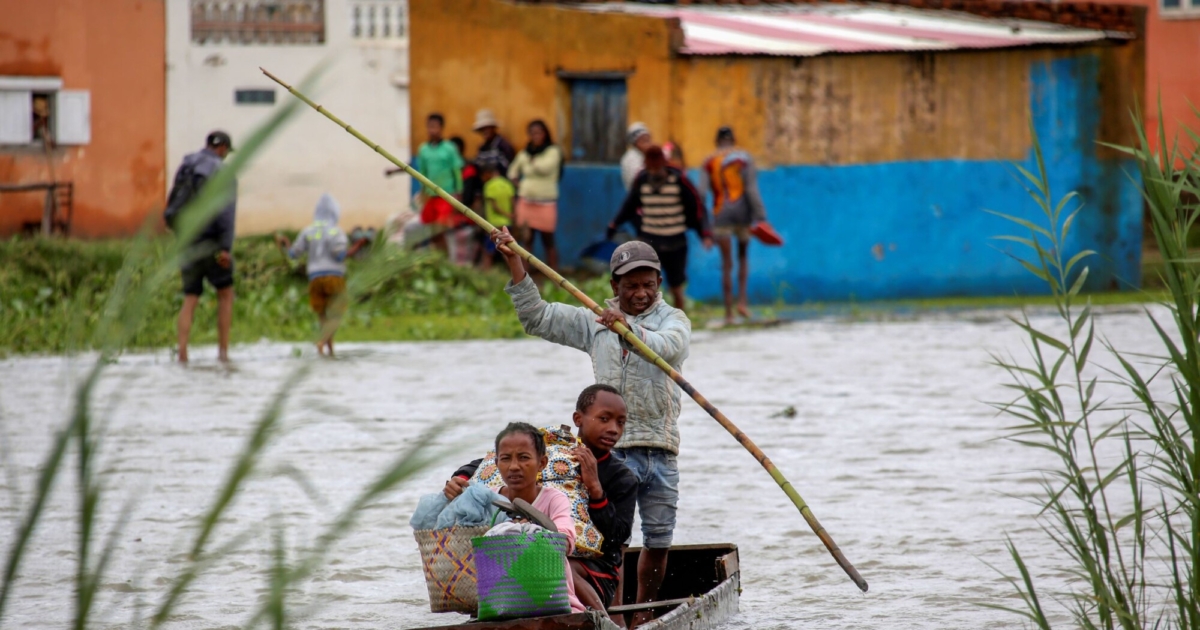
[744,160,768,223]
[588,468,636,549]
[681,174,712,240]
[212,178,237,252]
[452,147,464,194]
[287,230,308,259]
[331,230,350,261]
[452,458,484,480]
[506,153,524,182]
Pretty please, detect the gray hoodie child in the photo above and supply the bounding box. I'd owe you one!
[288,194,350,279]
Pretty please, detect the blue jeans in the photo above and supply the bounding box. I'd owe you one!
[612,447,679,549]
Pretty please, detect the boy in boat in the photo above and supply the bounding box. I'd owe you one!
[446,384,638,612]
[490,230,689,626]
[274,193,366,356]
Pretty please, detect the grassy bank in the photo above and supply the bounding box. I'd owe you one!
[0,235,1168,356]
[0,235,614,356]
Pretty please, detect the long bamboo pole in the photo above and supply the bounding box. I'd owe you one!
[262,68,868,593]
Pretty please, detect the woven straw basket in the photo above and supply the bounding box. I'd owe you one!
[414,525,490,613]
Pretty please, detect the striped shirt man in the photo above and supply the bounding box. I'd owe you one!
[608,155,711,290]
[610,166,710,245]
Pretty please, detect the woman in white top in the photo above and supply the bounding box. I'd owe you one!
[508,120,564,271]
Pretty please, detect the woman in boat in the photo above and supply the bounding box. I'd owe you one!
[447,388,637,613]
[492,422,586,613]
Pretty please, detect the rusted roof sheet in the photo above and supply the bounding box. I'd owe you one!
[578,3,1128,56]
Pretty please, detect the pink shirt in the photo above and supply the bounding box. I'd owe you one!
[494,486,585,613]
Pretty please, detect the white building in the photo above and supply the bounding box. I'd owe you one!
[167,0,410,234]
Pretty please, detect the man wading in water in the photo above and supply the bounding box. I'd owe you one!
[492,230,689,628]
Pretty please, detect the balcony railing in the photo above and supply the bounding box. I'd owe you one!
[350,1,406,41]
[191,0,325,45]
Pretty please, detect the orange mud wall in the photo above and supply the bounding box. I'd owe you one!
[409,0,675,157]
[0,0,166,237]
[670,45,1141,168]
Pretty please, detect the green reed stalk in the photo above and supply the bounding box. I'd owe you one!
[992,106,1200,628]
[1,61,442,630]
[0,69,311,627]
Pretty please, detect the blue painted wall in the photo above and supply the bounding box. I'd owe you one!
[556,55,1143,303]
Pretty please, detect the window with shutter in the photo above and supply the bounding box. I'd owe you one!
[55,90,90,145]
[0,90,32,145]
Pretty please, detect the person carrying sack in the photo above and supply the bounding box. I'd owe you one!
[699,126,773,325]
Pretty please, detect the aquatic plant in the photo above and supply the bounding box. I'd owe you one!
[0,65,452,629]
[991,107,1200,628]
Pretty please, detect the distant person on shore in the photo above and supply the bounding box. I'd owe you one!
[508,119,563,272]
[387,113,463,251]
[473,108,516,174]
[620,122,652,192]
[478,156,515,270]
[608,146,711,311]
[448,136,480,266]
[166,131,237,364]
[700,126,768,324]
[274,193,366,357]
[489,231,692,626]
[663,140,685,170]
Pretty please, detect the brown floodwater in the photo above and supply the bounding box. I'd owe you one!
[0,305,1164,629]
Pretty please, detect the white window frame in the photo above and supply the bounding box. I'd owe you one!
[1160,0,1200,19]
[349,0,408,45]
[0,77,90,147]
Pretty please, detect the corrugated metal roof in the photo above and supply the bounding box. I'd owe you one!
[579,3,1127,57]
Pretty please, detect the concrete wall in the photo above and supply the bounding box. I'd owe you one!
[0,0,165,237]
[409,0,674,159]
[562,47,1145,302]
[667,45,1145,302]
[682,55,1143,302]
[166,0,411,235]
[412,0,1145,302]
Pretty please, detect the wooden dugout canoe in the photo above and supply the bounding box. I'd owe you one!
[408,543,741,630]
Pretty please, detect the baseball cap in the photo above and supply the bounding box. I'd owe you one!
[206,130,234,151]
[610,241,661,276]
[626,122,650,145]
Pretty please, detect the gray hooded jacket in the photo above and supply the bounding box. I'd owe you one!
[505,276,690,454]
[289,193,350,279]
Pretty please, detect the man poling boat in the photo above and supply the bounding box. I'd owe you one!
[260,67,869,596]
